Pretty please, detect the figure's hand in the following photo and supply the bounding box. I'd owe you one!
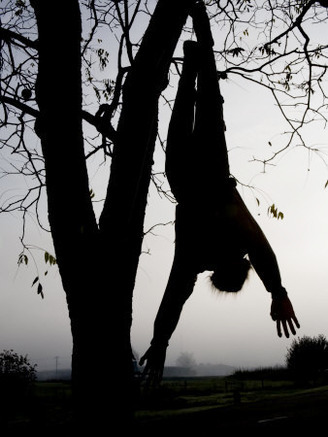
[270,295,300,338]
[139,343,167,386]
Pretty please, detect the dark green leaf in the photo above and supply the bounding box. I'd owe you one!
[37,283,44,299]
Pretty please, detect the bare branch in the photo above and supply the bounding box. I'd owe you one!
[0,27,38,50]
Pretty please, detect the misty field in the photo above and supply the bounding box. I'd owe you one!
[4,371,328,435]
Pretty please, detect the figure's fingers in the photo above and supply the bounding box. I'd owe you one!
[139,349,149,367]
[145,368,161,388]
[154,370,163,387]
[287,318,297,336]
[288,321,296,336]
[141,363,150,379]
[292,314,300,329]
[276,320,282,338]
[282,320,290,338]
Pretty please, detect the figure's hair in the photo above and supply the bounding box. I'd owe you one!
[210,257,251,293]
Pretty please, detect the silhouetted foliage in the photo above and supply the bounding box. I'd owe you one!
[0,348,36,385]
[286,334,328,382]
[0,349,36,423]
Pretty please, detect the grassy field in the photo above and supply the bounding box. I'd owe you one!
[3,381,73,434]
[3,373,328,434]
[136,375,295,417]
[135,374,328,433]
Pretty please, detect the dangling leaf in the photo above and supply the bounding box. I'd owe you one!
[31,276,39,287]
[44,251,57,265]
[18,253,28,266]
[37,283,44,299]
[268,203,284,220]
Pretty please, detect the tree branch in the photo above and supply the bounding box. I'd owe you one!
[0,95,39,117]
[0,27,38,50]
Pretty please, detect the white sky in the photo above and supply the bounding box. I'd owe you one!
[1,4,328,372]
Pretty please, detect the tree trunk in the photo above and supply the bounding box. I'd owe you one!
[31,0,194,432]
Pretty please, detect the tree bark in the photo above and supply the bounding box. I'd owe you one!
[31,0,195,431]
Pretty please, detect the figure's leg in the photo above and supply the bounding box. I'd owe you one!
[192,3,231,189]
[139,204,198,385]
[165,41,199,203]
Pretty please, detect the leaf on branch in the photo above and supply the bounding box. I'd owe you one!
[18,253,28,266]
[228,47,245,57]
[259,45,276,56]
[44,251,56,265]
[97,48,110,71]
[31,276,39,286]
[15,0,26,15]
[37,283,44,299]
[268,204,284,220]
[31,276,44,299]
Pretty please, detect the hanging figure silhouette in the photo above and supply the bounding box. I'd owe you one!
[140,1,300,384]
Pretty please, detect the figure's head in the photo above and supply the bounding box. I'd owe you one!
[210,257,251,293]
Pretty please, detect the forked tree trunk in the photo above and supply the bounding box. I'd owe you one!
[31,0,194,431]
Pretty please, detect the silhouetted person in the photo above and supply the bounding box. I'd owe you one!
[140,1,300,384]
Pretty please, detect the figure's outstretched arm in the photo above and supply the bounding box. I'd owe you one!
[232,191,300,337]
[140,255,197,385]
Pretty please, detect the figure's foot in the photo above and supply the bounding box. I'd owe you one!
[182,40,200,73]
[183,40,199,58]
[190,1,214,47]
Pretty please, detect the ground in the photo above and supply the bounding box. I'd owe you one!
[4,381,328,435]
[135,385,328,435]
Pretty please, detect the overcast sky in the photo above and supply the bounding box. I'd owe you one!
[1,6,328,372]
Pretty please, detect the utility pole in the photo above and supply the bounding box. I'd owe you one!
[55,356,59,379]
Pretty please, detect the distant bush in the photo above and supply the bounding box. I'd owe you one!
[0,349,37,421]
[286,334,328,383]
[0,349,36,384]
